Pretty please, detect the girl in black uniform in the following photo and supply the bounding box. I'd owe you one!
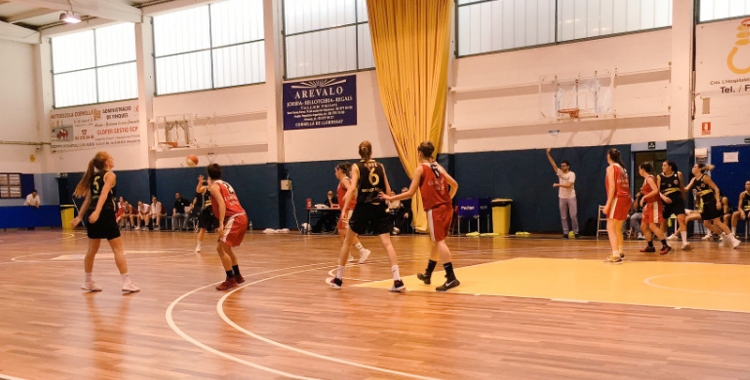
[685,163,741,249]
[657,161,691,250]
[731,180,750,236]
[72,152,140,293]
[194,174,218,253]
[327,141,405,292]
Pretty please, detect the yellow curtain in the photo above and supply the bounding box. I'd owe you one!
[366,0,453,232]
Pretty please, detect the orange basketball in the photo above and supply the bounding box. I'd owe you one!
[186,154,199,167]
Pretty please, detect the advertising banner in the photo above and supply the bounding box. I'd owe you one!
[283,75,357,130]
[695,17,750,94]
[50,100,140,151]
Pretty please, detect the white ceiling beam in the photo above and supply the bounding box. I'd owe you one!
[141,0,216,16]
[40,17,118,37]
[12,0,142,23]
[0,20,41,44]
[6,8,57,24]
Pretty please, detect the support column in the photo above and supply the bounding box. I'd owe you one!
[264,0,284,163]
[670,0,695,139]
[135,18,156,170]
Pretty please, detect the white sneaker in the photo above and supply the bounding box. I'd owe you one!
[195,245,201,253]
[732,238,741,249]
[666,234,679,241]
[358,249,371,264]
[681,242,692,251]
[122,282,140,294]
[81,281,102,292]
[347,254,355,262]
[701,234,713,241]
[637,233,645,240]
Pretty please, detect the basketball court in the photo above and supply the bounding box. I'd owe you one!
[1,229,749,379]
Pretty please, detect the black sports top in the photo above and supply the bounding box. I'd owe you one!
[356,160,386,205]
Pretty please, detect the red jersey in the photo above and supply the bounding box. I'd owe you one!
[210,180,245,220]
[337,178,356,210]
[640,175,661,203]
[419,162,452,210]
[606,164,631,198]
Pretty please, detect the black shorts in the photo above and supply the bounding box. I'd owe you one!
[700,200,722,221]
[663,195,685,217]
[85,209,121,240]
[198,207,218,230]
[349,202,391,236]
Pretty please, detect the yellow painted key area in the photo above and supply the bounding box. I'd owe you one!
[357,258,750,313]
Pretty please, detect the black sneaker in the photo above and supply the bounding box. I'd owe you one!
[326,277,342,289]
[436,278,460,292]
[389,280,406,292]
[562,234,569,239]
[416,272,431,285]
[574,233,580,239]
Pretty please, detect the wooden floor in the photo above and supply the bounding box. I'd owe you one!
[1,229,749,380]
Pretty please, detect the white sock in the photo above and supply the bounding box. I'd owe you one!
[336,265,344,279]
[121,273,130,284]
[681,231,687,243]
[85,272,92,282]
[391,265,401,281]
[732,227,736,235]
[354,242,364,250]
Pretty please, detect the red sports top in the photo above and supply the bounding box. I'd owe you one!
[606,164,631,199]
[640,175,661,203]
[210,180,245,220]
[419,162,452,210]
[337,178,356,210]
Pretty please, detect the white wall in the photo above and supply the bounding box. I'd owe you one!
[0,39,42,174]
[449,28,674,153]
[283,70,393,163]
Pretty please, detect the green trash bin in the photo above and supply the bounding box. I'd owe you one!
[60,205,75,230]
[490,198,512,235]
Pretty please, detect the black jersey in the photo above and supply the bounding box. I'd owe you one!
[659,172,682,199]
[355,160,386,204]
[694,175,716,204]
[741,191,750,212]
[195,186,212,211]
[88,171,116,212]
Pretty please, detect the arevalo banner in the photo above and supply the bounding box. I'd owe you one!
[282,75,357,130]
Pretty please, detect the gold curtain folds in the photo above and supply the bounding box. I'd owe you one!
[366,0,453,232]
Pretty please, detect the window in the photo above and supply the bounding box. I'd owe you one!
[0,174,22,199]
[51,23,138,108]
[457,0,673,57]
[699,0,750,22]
[283,0,374,79]
[153,0,265,95]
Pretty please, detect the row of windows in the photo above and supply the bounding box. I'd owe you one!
[51,0,750,108]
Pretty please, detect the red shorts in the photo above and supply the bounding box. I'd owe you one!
[642,201,664,224]
[219,213,247,247]
[337,209,353,231]
[427,203,452,242]
[608,196,632,221]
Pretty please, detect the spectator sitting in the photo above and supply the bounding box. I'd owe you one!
[172,192,191,231]
[150,195,164,230]
[312,190,338,233]
[116,197,128,229]
[122,201,136,230]
[627,192,644,239]
[137,200,151,230]
[391,187,413,235]
[24,190,41,208]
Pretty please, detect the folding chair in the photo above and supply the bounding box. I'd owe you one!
[457,198,479,235]
[596,205,608,239]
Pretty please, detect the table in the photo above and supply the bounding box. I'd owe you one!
[306,207,341,234]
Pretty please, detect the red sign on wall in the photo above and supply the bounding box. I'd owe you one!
[701,122,711,135]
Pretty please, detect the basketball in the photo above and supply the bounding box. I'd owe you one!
[186,154,199,167]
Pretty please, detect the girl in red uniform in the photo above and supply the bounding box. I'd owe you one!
[638,163,671,255]
[603,149,632,263]
[207,163,248,290]
[335,163,371,264]
[381,142,460,291]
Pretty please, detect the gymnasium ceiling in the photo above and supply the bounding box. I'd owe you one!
[0,0,178,43]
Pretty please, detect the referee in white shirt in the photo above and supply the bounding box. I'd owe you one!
[546,149,579,239]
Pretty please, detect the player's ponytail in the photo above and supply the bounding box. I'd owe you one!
[417,141,435,160]
[74,152,108,198]
[358,141,372,160]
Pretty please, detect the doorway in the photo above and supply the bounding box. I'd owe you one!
[632,150,667,192]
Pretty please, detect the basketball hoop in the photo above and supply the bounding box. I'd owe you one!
[557,108,580,119]
[159,141,178,149]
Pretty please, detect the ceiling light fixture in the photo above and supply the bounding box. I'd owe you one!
[60,11,82,24]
